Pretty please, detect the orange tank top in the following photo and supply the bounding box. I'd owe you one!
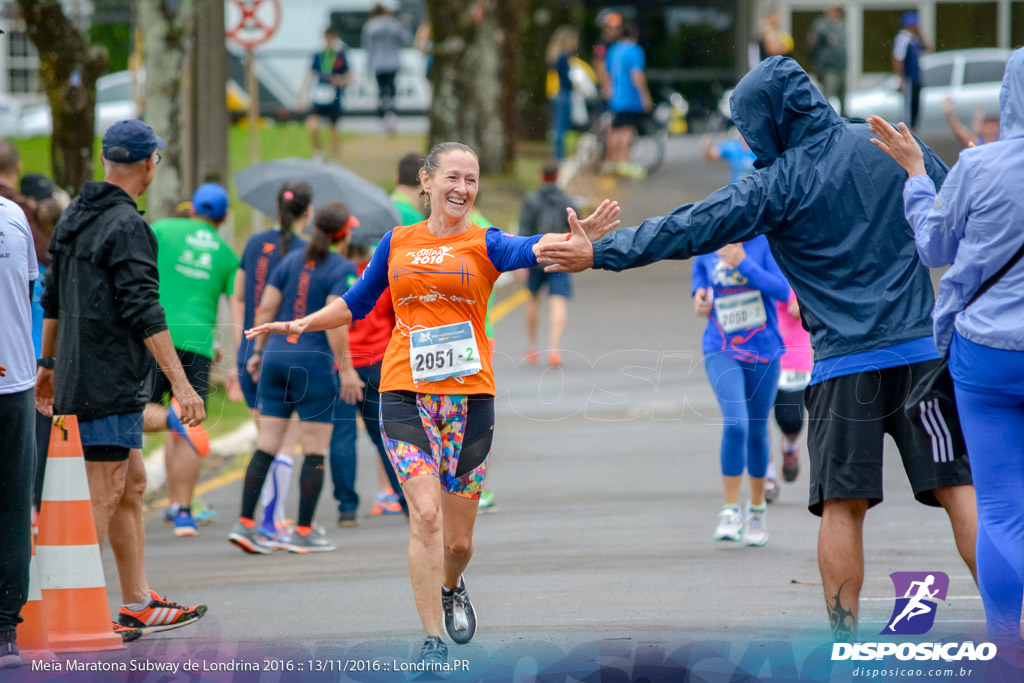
[380,221,500,395]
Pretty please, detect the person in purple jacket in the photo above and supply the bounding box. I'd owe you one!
[692,235,789,547]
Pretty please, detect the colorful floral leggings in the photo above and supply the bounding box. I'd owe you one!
[379,391,494,499]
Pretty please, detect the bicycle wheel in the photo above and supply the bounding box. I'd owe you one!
[631,120,667,175]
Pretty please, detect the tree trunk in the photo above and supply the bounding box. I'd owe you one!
[496,0,526,171]
[517,0,575,143]
[136,0,195,221]
[17,0,108,195]
[424,0,510,174]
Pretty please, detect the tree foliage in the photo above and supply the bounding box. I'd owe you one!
[16,0,108,194]
[423,0,523,173]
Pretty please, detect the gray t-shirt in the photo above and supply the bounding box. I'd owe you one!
[0,197,38,394]
[361,15,411,74]
[809,17,847,71]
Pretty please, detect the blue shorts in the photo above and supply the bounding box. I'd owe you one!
[256,351,339,423]
[527,267,573,299]
[79,412,144,450]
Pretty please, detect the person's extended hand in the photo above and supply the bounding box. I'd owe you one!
[693,287,714,317]
[867,115,927,177]
[717,243,746,269]
[535,209,594,273]
[35,367,53,417]
[787,297,801,320]
[0,363,5,377]
[172,383,206,426]
[942,96,955,116]
[575,199,621,242]
[339,367,365,405]
[246,319,305,340]
[246,352,262,383]
[226,368,244,403]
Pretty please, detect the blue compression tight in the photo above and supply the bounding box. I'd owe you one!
[954,384,1024,641]
[703,353,780,478]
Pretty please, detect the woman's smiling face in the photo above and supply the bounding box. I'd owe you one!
[422,149,479,223]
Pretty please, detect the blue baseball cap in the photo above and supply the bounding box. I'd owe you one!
[902,12,919,27]
[102,119,165,163]
[191,183,229,220]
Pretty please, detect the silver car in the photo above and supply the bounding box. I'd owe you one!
[846,48,1009,135]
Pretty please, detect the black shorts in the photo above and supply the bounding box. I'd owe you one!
[611,111,646,130]
[804,359,972,517]
[310,104,342,124]
[150,349,211,405]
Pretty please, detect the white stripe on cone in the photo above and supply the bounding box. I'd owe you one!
[27,554,43,602]
[37,545,107,590]
[40,457,91,502]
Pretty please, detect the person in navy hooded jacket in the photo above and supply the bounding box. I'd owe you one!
[537,56,978,643]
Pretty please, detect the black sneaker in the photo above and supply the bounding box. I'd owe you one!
[0,629,22,670]
[417,635,448,669]
[442,575,477,644]
[338,510,358,527]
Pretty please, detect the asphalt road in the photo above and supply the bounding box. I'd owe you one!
[18,136,989,682]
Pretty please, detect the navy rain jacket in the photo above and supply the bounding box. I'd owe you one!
[592,57,948,361]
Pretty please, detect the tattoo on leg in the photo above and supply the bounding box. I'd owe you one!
[828,579,856,642]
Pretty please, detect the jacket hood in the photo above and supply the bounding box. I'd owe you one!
[56,181,138,243]
[1000,47,1024,140]
[730,57,843,168]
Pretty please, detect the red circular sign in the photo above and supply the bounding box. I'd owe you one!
[226,0,282,49]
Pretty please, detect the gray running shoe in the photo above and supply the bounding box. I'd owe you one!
[416,635,448,670]
[287,526,337,553]
[0,630,22,670]
[227,521,273,554]
[442,575,477,644]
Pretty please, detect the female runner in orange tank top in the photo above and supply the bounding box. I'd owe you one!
[247,142,619,666]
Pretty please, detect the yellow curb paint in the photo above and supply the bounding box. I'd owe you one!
[151,469,245,511]
[490,287,530,325]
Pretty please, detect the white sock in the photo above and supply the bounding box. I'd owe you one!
[259,453,294,530]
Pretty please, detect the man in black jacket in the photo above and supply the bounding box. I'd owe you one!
[36,120,208,640]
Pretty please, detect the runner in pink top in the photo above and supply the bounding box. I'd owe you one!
[774,290,812,485]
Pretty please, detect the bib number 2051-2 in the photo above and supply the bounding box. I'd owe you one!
[410,321,482,383]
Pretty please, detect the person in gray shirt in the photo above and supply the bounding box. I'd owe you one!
[361,1,412,135]
[807,5,847,116]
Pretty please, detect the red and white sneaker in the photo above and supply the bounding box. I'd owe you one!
[118,590,207,635]
[112,621,142,642]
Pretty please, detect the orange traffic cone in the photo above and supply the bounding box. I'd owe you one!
[16,537,56,662]
[36,415,124,653]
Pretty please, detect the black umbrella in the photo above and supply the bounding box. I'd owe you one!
[234,157,401,246]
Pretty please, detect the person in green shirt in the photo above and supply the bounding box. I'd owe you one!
[145,183,240,537]
[391,152,426,226]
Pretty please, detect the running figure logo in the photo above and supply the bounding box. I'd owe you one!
[882,571,949,635]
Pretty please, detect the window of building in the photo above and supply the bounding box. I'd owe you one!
[789,11,820,75]
[936,2,997,51]
[1012,3,1024,48]
[6,27,41,97]
[862,9,914,73]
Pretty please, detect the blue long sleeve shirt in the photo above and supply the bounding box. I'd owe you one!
[691,235,789,362]
[901,48,1024,356]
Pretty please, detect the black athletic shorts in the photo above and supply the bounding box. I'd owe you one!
[611,111,646,130]
[150,349,211,405]
[804,359,972,517]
